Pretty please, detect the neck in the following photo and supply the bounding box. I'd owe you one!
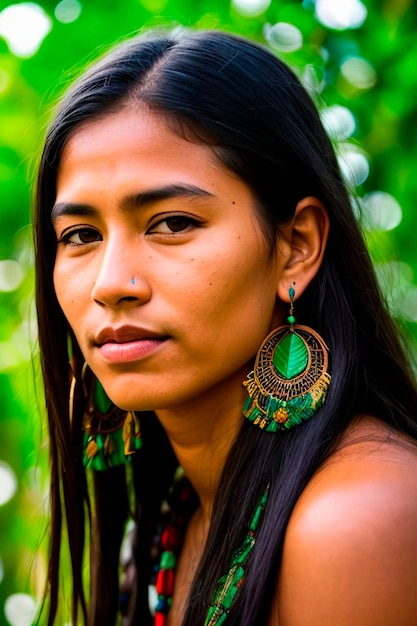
[155,379,246,522]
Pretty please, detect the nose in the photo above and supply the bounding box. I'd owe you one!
[91,237,151,308]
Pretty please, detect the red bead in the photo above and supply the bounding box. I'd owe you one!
[181,486,193,501]
[154,613,166,626]
[161,525,181,551]
[156,568,175,596]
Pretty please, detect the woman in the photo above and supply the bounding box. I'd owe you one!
[34,28,417,625]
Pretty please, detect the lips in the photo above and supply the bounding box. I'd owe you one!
[94,325,167,346]
[93,326,169,363]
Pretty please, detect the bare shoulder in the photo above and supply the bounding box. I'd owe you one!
[273,417,417,626]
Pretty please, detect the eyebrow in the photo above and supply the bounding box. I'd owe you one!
[51,183,214,222]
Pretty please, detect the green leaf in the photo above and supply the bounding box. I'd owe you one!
[272,332,308,380]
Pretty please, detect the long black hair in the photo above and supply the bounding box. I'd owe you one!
[34,28,417,625]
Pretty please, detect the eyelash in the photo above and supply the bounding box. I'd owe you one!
[58,215,201,247]
[148,214,200,235]
[59,227,101,247]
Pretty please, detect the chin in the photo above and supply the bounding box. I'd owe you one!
[111,396,155,412]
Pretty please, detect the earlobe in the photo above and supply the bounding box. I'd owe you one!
[276,196,329,301]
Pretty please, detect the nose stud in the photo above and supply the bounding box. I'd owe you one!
[131,276,135,285]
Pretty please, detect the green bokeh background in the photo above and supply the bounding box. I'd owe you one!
[0,0,416,623]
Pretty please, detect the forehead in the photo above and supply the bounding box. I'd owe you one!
[55,109,263,224]
[58,109,216,177]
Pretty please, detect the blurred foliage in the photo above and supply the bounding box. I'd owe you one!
[0,0,416,624]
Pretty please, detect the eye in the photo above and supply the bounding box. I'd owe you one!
[148,215,199,235]
[60,227,102,246]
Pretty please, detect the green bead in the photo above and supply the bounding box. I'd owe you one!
[272,332,308,379]
[287,315,296,325]
[160,551,177,569]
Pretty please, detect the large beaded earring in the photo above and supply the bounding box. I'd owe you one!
[80,363,142,470]
[243,284,331,431]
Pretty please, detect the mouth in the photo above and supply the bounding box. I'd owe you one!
[93,326,169,363]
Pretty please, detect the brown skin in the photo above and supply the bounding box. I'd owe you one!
[170,420,417,626]
[51,108,417,626]
[271,417,417,626]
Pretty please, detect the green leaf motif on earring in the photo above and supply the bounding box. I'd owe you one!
[242,324,331,432]
[272,332,308,380]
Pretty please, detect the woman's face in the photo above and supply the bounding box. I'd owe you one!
[53,110,285,412]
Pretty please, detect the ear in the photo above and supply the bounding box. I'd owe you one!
[276,196,329,302]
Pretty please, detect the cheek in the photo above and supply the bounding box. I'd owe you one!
[203,240,276,307]
[53,261,84,334]
[53,268,65,315]
[53,262,70,314]
[178,247,278,346]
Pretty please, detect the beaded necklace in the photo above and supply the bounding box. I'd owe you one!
[204,487,269,625]
[152,472,198,626]
[151,472,269,626]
